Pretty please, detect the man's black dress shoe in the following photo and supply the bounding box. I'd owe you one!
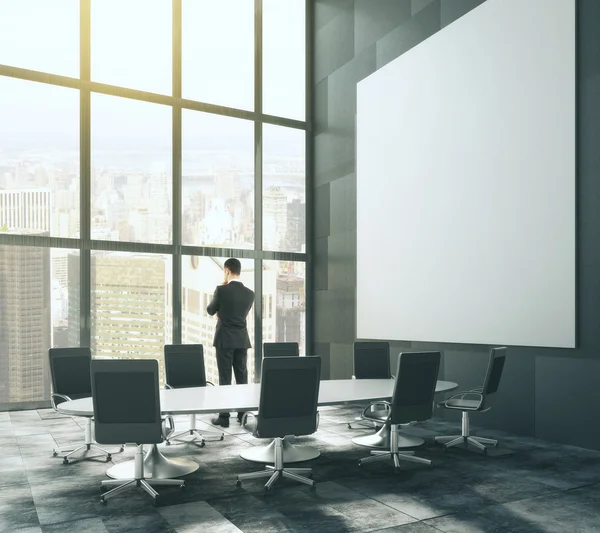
[237,414,243,424]
[211,416,229,428]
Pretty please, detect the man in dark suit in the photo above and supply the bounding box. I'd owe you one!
[207,258,255,428]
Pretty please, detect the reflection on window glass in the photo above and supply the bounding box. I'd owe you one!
[0,0,79,77]
[0,246,80,405]
[91,0,171,94]
[91,252,172,383]
[182,0,254,110]
[182,110,254,248]
[91,93,172,244]
[179,256,255,383]
[263,260,305,355]
[263,0,305,120]
[263,125,305,252]
[0,77,80,238]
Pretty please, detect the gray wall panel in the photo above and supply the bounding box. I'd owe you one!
[376,0,440,69]
[354,0,411,56]
[315,2,355,83]
[312,0,600,450]
[535,357,600,449]
[440,0,485,28]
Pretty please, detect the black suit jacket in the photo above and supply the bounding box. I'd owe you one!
[207,280,255,349]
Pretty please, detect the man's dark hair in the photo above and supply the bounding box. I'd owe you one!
[224,258,242,275]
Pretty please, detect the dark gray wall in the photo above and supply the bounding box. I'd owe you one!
[311,0,600,450]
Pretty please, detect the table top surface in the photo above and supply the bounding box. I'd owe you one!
[56,379,458,417]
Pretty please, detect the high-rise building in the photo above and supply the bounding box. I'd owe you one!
[286,198,305,252]
[0,188,52,233]
[0,232,51,404]
[263,185,287,250]
[86,252,169,380]
[275,269,305,354]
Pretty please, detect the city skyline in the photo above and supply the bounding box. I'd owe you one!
[0,0,307,407]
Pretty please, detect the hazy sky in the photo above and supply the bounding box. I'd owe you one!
[0,0,305,148]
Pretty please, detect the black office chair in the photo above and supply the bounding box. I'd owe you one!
[163,344,224,446]
[435,347,507,454]
[49,347,116,464]
[347,341,393,429]
[236,356,321,491]
[263,342,299,358]
[91,358,184,505]
[356,351,441,471]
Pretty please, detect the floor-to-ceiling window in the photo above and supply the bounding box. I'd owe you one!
[0,0,307,408]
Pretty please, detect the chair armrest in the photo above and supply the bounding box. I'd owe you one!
[351,375,356,379]
[51,393,72,410]
[442,391,483,409]
[164,383,173,389]
[206,381,215,387]
[362,400,391,421]
[161,415,175,439]
[241,412,258,435]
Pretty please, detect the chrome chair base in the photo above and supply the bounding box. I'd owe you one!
[434,411,498,454]
[100,445,184,506]
[166,414,224,447]
[236,437,315,491]
[357,424,431,471]
[53,417,121,464]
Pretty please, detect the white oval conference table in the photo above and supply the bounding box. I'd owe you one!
[57,379,458,480]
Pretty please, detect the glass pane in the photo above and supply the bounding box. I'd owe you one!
[182,0,254,110]
[263,0,305,120]
[91,252,172,385]
[263,260,306,355]
[91,0,171,94]
[0,0,79,77]
[91,93,172,244]
[262,125,305,252]
[0,77,80,238]
[179,255,255,384]
[182,111,254,248]
[0,246,80,406]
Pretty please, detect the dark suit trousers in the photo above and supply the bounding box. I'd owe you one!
[216,347,248,419]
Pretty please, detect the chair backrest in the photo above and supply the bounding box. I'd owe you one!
[353,341,391,379]
[256,356,321,439]
[480,347,507,409]
[390,351,441,425]
[263,342,299,358]
[48,347,92,404]
[164,344,207,388]
[91,358,163,445]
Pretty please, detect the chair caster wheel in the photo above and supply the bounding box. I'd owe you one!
[52,451,58,457]
[482,449,488,456]
[63,458,69,465]
[220,435,224,441]
[165,441,171,446]
[236,480,242,487]
[310,484,317,491]
[106,454,111,462]
[308,473,313,479]
[153,497,160,507]
[120,446,124,452]
[264,486,270,492]
[347,424,352,429]
[357,461,362,467]
[200,441,206,448]
[180,484,186,491]
[100,497,107,505]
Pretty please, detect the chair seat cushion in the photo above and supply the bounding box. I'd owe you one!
[440,398,481,410]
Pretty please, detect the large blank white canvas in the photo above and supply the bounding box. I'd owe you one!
[356,0,575,348]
